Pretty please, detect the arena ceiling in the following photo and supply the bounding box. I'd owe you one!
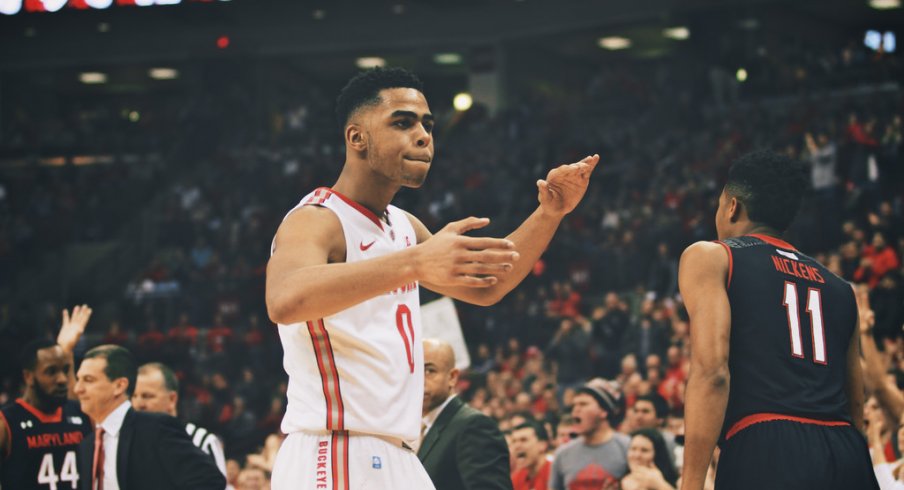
[0,0,899,89]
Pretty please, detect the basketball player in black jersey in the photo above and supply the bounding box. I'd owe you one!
[678,151,879,490]
[1,305,93,490]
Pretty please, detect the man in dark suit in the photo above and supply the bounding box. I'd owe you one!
[417,339,512,490]
[74,344,225,490]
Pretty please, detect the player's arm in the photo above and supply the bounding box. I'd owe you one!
[266,206,517,324]
[0,410,9,469]
[56,305,92,399]
[854,284,904,423]
[678,241,731,490]
[411,155,599,306]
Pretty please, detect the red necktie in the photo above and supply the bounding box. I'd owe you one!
[93,428,105,490]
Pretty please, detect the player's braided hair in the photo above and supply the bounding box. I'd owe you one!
[725,150,808,233]
[335,67,424,128]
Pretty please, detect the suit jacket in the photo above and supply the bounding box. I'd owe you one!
[79,408,225,490]
[418,397,513,490]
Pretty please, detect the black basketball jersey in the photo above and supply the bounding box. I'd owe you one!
[1,399,91,490]
[718,234,858,441]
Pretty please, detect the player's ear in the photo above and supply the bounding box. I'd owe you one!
[22,369,34,387]
[728,196,742,223]
[345,123,367,152]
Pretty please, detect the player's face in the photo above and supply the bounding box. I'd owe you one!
[360,88,434,188]
[571,393,606,436]
[627,434,655,468]
[132,371,177,416]
[25,346,70,409]
[74,357,127,421]
[510,427,546,469]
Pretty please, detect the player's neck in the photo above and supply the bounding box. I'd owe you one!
[333,166,399,218]
[728,223,782,240]
[22,390,58,414]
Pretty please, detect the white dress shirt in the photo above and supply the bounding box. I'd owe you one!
[96,400,131,490]
[421,395,456,439]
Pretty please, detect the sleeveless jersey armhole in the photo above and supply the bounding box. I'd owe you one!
[713,240,734,289]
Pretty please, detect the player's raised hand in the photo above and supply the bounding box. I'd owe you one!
[416,217,519,288]
[537,154,600,216]
[57,304,93,353]
[855,284,875,334]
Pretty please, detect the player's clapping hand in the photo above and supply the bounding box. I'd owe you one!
[57,304,93,353]
[537,154,600,217]
[416,217,519,288]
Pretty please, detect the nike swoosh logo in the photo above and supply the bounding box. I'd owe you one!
[360,240,376,251]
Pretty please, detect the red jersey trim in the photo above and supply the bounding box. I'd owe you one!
[0,410,11,458]
[16,399,63,424]
[307,319,345,431]
[749,234,798,251]
[330,431,350,490]
[327,188,385,231]
[713,241,734,289]
[304,187,333,206]
[725,412,850,440]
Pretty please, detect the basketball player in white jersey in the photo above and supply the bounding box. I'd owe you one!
[266,67,599,490]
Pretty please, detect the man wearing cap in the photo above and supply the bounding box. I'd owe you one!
[549,378,629,490]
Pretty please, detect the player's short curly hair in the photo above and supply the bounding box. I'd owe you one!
[335,67,424,128]
[725,150,808,233]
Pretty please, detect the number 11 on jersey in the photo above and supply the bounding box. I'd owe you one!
[783,281,827,364]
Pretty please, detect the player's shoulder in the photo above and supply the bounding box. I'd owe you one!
[280,200,342,229]
[680,240,729,264]
[272,200,343,253]
[0,399,18,416]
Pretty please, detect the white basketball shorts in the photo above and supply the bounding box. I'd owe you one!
[271,430,436,490]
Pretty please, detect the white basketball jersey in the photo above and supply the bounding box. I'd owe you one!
[272,187,424,443]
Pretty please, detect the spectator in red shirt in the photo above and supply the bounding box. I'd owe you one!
[511,421,553,490]
[168,312,200,345]
[855,232,901,289]
[207,313,234,354]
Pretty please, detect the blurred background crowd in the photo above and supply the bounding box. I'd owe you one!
[0,0,902,488]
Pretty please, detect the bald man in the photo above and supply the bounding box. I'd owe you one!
[417,339,512,490]
[132,363,228,482]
